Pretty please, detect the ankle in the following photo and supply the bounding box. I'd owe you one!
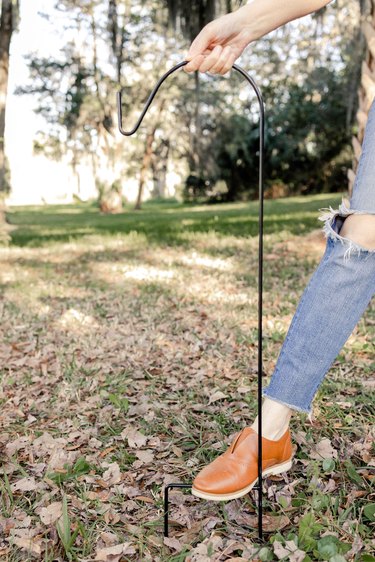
[250,420,289,441]
[249,397,293,440]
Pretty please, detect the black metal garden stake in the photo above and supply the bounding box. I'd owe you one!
[117,60,265,541]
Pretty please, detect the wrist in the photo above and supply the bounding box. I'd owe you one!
[235,3,266,44]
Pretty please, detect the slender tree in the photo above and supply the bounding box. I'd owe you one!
[0,0,19,242]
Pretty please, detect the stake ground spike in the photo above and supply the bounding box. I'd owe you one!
[117,60,265,541]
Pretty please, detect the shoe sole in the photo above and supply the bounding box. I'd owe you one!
[191,457,293,501]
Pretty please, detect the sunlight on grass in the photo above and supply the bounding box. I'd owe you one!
[121,265,175,281]
[179,252,233,271]
[57,308,99,330]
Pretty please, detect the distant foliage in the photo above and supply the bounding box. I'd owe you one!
[16,0,364,206]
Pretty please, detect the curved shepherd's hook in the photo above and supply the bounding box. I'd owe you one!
[117,60,266,540]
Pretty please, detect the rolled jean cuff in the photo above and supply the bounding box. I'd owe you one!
[262,388,313,420]
[318,196,375,262]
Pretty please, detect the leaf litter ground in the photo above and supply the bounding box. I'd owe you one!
[0,218,374,561]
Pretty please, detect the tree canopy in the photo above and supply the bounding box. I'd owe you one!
[15,0,366,208]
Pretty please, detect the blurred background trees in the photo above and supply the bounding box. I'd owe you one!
[3,0,374,213]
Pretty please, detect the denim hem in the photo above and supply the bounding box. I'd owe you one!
[262,390,312,418]
[318,196,375,263]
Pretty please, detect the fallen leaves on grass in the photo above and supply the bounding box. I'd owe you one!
[0,227,374,560]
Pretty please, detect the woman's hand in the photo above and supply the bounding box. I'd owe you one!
[184,0,334,75]
[184,7,253,76]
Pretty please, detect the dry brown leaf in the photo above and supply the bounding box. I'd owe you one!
[134,449,154,463]
[185,533,223,561]
[237,385,252,394]
[273,539,306,562]
[323,478,337,493]
[10,477,38,492]
[94,542,135,561]
[5,436,31,456]
[121,426,148,448]
[133,495,154,504]
[102,462,122,485]
[99,531,120,546]
[103,509,120,525]
[38,501,63,525]
[262,514,290,532]
[362,378,375,388]
[163,536,183,552]
[172,445,183,457]
[208,390,228,404]
[310,437,338,460]
[346,534,364,558]
[11,536,42,556]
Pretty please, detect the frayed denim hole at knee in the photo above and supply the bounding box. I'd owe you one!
[318,197,375,263]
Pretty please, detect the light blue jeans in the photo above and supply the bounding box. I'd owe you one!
[262,97,375,421]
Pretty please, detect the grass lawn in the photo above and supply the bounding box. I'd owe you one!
[0,193,374,561]
[6,193,345,247]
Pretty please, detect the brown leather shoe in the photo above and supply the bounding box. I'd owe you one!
[191,426,293,501]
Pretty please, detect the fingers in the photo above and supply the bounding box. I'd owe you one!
[208,45,232,74]
[183,22,214,73]
[184,53,206,73]
[218,50,238,75]
[184,45,222,73]
[184,45,237,76]
[198,44,223,73]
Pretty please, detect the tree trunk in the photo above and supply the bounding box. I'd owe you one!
[151,139,170,198]
[0,0,18,243]
[349,0,375,197]
[0,0,14,194]
[108,0,130,84]
[134,100,165,210]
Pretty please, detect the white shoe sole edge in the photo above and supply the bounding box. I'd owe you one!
[191,458,293,501]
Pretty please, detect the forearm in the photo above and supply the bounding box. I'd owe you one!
[241,0,333,42]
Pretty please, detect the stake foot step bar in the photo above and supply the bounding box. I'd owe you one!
[163,482,263,540]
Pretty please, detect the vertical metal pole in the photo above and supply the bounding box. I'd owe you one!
[118,61,266,540]
[257,92,265,542]
[232,65,265,541]
[164,485,170,537]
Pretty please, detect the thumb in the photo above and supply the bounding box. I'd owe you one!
[185,25,214,60]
